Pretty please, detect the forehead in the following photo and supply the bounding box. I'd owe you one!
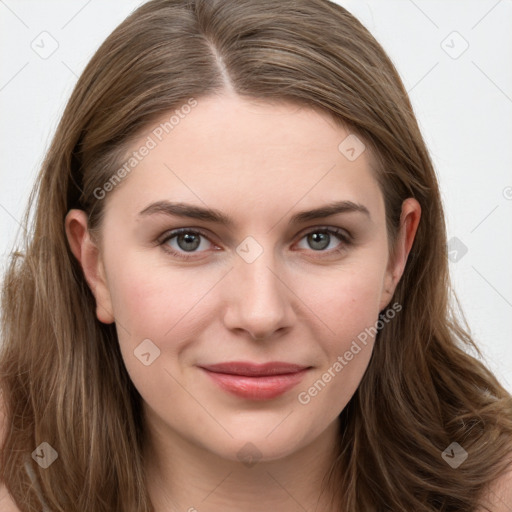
[103,93,384,226]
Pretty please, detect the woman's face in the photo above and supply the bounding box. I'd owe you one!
[67,92,419,463]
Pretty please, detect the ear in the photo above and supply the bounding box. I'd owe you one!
[64,209,115,324]
[379,198,421,311]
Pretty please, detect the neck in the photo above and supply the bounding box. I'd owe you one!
[143,409,342,512]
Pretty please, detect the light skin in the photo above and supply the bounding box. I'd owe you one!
[64,92,421,511]
[1,92,510,512]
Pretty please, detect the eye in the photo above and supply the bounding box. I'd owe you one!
[157,226,352,261]
[158,228,216,260]
[295,227,352,256]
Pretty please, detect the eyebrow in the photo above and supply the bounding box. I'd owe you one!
[138,200,371,226]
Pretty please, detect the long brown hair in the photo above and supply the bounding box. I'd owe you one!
[1,0,511,510]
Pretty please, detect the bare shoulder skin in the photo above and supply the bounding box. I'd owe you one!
[0,392,21,512]
[476,464,512,512]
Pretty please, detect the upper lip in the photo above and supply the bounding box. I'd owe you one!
[199,361,310,377]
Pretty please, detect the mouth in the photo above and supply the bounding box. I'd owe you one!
[199,361,311,400]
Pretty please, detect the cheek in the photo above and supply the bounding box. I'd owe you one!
[105,257,236,389]
[300,259,386,341]
[108,249,386,353]
[293,262,386,405]
[108,257,209,337]
[106,246,387,410]
[106,262,203,410]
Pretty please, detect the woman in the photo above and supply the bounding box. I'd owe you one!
[1,0,511,510]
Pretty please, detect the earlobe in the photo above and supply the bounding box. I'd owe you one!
[64,209,115,324]
[379,198,421,310]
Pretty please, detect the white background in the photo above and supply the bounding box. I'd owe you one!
[1,0,511,391]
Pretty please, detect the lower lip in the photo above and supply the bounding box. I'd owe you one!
[201,368,309,400]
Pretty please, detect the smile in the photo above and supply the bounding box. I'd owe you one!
[199,361,311,400]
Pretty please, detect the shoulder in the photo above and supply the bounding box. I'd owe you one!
[0,486,21,512]
[0,391,21,512]
[476,465,512,512]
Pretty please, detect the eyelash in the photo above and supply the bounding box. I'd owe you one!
[157,226,352,261]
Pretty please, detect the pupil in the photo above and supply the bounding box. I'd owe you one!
[179,233,200,251]
[309,232,329,250]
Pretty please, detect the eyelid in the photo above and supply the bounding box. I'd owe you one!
[156,227,218,250]
[157,225,353,259]
[296,225,353,242]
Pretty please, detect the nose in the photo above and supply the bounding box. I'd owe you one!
[222,242,294,341]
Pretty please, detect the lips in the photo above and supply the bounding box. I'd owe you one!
[199,361,311,400]
[200,361,309,376]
